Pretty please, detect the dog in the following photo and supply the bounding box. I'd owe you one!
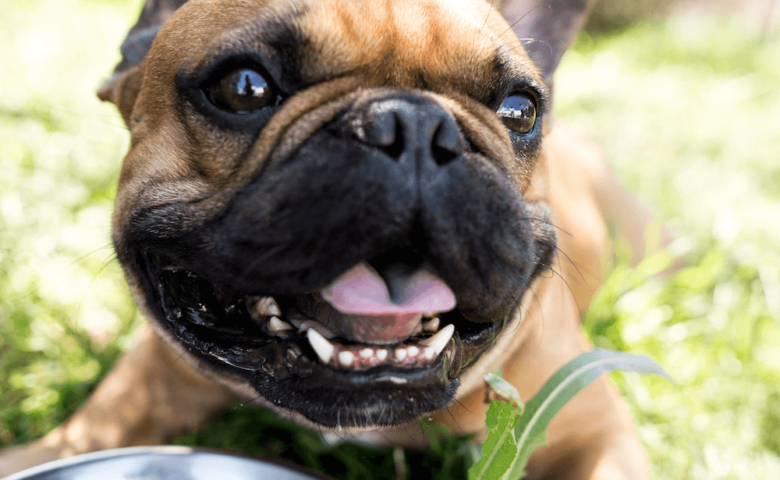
[0,0,672,478]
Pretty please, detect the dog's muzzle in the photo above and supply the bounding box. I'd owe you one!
[121,93,555,427]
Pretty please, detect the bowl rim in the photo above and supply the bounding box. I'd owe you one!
[3,445,335,480]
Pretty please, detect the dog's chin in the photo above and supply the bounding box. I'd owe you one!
[135,250,534,428]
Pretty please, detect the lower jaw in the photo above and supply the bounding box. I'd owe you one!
[149,304,505,427]
[154,291,539,428]
[159,317,483,427]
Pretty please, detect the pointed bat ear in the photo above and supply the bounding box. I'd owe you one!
[97,0,189,123]
[499,0,593,89]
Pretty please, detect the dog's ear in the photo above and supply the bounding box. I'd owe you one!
[499,0,593,89]
[98,0,189,122]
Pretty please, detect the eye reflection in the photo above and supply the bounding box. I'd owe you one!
[497,93,537,134]
[208,68,273,113]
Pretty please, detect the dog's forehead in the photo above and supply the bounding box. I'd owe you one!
[298,0,525,76]
[152,0,540,95]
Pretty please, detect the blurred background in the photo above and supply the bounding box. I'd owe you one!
[1,0,779,478]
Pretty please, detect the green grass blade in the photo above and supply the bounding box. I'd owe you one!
[504,349,670,479]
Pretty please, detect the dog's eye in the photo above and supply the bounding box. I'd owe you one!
[497,93,537,134]
[208,68,273,113]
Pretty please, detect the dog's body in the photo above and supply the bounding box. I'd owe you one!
[0,0,671,478]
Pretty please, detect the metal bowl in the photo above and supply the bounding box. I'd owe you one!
[4,446,333,480]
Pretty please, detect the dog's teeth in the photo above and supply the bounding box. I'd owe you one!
[424,347,435,360]
[407,346,419,357]
[250,296,281,317]
[422,317,440,332]
[339,351,354,367]
[287,308,307,328]
[418,324,454,356]
[287,346,300,362]
[297,320,337,339]
[268,316,293,332]
[377,349,388,361]
[307,329,334,364]
[423,312,436,318]
[360,348,374,358]
[395,348,407,361]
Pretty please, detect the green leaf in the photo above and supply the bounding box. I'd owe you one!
[503,349,670,479]
[483,372,524,409]
[468,401,521,480]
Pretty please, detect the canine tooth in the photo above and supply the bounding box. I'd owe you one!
[297,320,337,339]
[418,324,454,356]
[307,329,334,364]
[377,349,388,361]
[423,312,436,318]
[424,347,435,360]
[395,348,407,361]
[422,317,440,332]
[407,346,419,357]
[339,351,355,367]
[268,316,293,332]
[360,348,374,358]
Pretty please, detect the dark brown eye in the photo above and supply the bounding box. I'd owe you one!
[208,68,273,113]
[497,93,537,134]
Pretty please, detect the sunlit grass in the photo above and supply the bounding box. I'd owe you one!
[1,1,778,478]
[555,20,780,478]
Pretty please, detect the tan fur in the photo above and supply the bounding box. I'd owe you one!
[0,1,668,478]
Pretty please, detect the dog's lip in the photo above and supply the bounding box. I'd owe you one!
[142,252,505,386]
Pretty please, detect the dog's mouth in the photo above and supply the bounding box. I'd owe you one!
[147,249,503,376]
[141,247,509,425]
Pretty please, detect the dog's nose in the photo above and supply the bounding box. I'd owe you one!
[359,99,464,166]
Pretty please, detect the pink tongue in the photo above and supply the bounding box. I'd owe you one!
[320,262,456,343]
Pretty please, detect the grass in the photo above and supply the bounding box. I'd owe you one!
[1,0,779,478]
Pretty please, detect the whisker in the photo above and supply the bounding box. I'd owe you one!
[482,0,496,29]
[21,242,115,301]
[443,404,463,431]
[551,245,590,288]
[497,3,546,40]
[169,349,188,369]
[453,397,476,416]
[523,216,574,237]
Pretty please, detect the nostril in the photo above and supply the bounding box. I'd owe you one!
[432,120,463,166]
[384,119,405,159]
[362,110,405,160]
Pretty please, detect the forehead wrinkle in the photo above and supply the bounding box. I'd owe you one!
[296,0,503,91]
[199,6,306,61]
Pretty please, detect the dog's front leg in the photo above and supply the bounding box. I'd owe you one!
[0,325,236,477]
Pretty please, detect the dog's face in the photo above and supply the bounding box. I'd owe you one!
[102,0,586,428]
